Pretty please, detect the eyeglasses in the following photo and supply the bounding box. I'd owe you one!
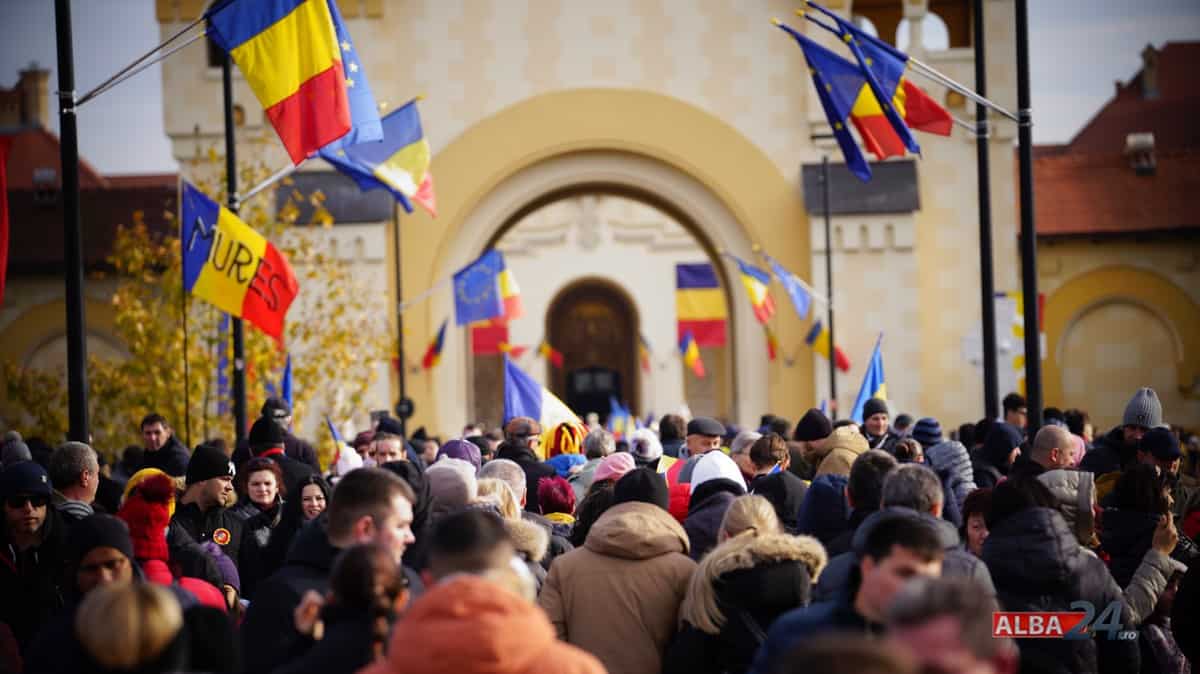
[5,494,49,509]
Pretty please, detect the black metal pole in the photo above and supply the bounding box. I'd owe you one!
[975,0,999,421]
[393,204,407,437]
[55,0,89,442]
[822,155,837,419]
[222,54,248,445]
[1015,0,1043,433]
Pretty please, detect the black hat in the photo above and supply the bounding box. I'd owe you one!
[0,460,52,498]
[69,514,135,568]
[863,398,889,420]
[376,416,405,437]
[261,397,291,419]
[248,416,286,450]
[613,467,670,511]
[793,408,833,442]
[686,417,725,438]
[185,444,235,486]
[1141,427,1182,461]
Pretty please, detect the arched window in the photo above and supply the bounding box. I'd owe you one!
[896,12,951,52]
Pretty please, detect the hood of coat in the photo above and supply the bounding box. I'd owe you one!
[749,471,808,532]
[818,426,868,461]
[925,441,973,480]
[505,516,549,563]
[1037,469,1096,547]
[714,535,827,612]
[688,478,746,513]
[981,507,1083,593]
[1098,507,1159,558]
[284,515,340,573]
[585,501,690,560]
[382,576,560,674]
[795,473,849,545]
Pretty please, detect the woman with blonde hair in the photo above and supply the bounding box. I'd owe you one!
[664,495,828,674]
[474,477,551,592]
[75,582,188,673]
[476,477,523,520]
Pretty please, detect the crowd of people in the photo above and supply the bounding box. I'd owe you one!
[1,388,1198,674]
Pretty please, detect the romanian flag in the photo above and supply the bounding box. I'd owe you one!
[805,320,851,373]
[320,99,436,216]
[676,263,727,347]
[497,255,522,322]
[775,21,872,182]
[680,331,706,378]
[181,182,299,345]
[206,0,351,165]
[806,2,953,158]
[539,341,565,369]
[498,342,529,359]
[850,336,887,423]
[638,334,652,373]
[471,322,508,355]
[503,356,580,429]
[422,319,447,369]
[730,254,775,324]
[766,327,779,362]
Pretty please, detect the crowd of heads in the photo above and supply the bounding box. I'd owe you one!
[1,383,1198,673]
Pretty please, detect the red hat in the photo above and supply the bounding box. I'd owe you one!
[117,471,174,562]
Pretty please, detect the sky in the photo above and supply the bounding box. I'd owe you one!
[1,0,1199,175]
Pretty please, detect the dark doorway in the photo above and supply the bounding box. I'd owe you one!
[546,279,638,420]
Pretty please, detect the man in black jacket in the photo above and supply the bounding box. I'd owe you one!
[238,467,417,673]
[0,461,68,654]
[498,417,556,513]
[138,412,190,477]
[171,444,244,567]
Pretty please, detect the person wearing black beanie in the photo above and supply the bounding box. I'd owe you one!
[613,467,671,511]
[860,398,899,452]
[175,444,245,569]
[248,416,315,497]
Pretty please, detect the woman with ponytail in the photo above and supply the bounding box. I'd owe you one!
[664,495,828,674]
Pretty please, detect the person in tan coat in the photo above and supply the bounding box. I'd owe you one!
[539,468,696,674]
[805,425,869,478]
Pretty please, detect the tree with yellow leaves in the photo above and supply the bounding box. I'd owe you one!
[2,145,389,467]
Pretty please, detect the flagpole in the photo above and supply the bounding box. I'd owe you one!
[1014,0,1043,432]
[393,202,408,437]
[223,52,248,446]
[55,0,89,442]
[821,155,838,419]
[974,0,1000,421]
[242,162,302,203]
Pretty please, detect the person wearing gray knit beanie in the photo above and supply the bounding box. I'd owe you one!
[1,431,33,467]
[1079,387,1164,477]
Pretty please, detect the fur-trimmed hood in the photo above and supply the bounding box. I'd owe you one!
[706,533,828,583]
[505,516,549,563]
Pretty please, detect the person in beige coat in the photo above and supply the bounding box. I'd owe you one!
[804,425,869,478]
[539,468,696,674]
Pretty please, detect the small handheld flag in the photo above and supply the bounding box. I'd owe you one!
[280,354,293,408]
[325,415,345,445]
[206,0,352,165]
[539,341,565,369]
[319,98,436,216]
[729,254,776,324]
[805,320,851,372]
[422,319,448,369]
[679,331,706,378]
[181,182,299,345]
[850,335,887,423]
[638,334,652,373]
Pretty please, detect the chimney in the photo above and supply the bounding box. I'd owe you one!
[1124,132,1156,176]
[1140,45,1159,100]
[18,62,50,128]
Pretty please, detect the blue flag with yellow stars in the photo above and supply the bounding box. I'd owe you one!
[453,249,506,326]
[326,0,382,146]
[775,21,873,181]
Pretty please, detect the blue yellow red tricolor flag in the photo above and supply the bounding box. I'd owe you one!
[422,319,448,369]
[804,2,952,158]
[766,326,779,362]
[320,99,436,216]
[539,340,565,369]
[206,0,352,165]
[774,20,873,181]
[850,335,887,423]
[639,334,652,373]
[181,182,299,345]
[805,320,851,372]
[676,263,727,347]
[679,331,706,378]
[728,254,775,324]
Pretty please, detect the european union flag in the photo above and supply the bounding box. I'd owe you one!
[327,0,382,146]
[775,22,873,181]
[453,249,505,326]
[764,253,812,320]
